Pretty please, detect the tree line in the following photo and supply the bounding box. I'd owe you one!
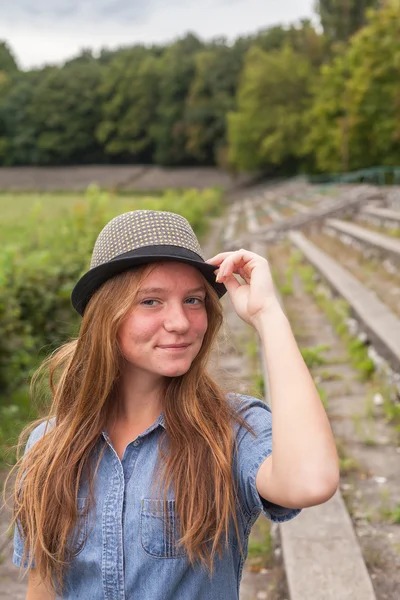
[0,0,398,174]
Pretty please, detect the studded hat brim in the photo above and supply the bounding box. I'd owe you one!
[71,245,227,316]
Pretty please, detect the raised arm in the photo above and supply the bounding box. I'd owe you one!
[26,570,56,600]
[206,249,340,509]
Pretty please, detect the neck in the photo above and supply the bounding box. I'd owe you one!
[113,367,166,428]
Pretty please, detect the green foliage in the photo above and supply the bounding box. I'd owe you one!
[185,43,247,165]
[0,6,398,172]
[247,517,273,567]
[96,48,160,161]
[252,20,328,67]
[255,375,265,399]
[294,251,376,381]
[228,45,315,172]
[305,1,400,173]
[0,41,18,74]
[247,534,273,560]
[300,345,329,368]
[30,62,104,164]
[316,0,380,43]
[0,71,42,165]
[390,504,400,524]
[0,62,104,165]
[317,384,328,409]
[302,55,348,173]
[347,339,375,380]
[151,35,205,166]
[339,455,361,475]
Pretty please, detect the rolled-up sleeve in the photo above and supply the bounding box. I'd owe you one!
[13,521,32,568]
[13,420,54,568]
[231,394,301,524]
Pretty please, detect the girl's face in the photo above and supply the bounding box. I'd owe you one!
[117,262,208,381]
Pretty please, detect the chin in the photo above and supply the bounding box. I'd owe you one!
[161,363,193,378]
[163,368,191,378]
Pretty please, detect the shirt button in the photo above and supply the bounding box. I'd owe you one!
[133,440,141,446]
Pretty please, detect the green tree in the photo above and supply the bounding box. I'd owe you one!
[301,55,348,172]
[96,47,160,162]
[151,34,204,165]
[0,40,19,157]
[0,41,18,74]
[315,0,381,43]
[0,71,42,165]
[305,0,400,172]
[254,20,328,66]
[228,45,315,172]
[27,61,104,164]
[344,0,400,167]
[184,40,248,165]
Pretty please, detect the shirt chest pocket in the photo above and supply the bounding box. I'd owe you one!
[140,498,187,559]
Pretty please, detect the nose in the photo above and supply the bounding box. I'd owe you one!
[163,302,190,334]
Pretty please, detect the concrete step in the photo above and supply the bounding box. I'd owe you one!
[326,218,400,261]
[256,186,383,235]
[361,206,400,227]
[289,230,400,372]
[280,490,376,600]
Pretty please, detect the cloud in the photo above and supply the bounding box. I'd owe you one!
[3,0,315,69]
[5,1,173,23]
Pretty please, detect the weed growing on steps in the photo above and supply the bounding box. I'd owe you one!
[390,505,400,524]
[300,344,330,369]
[275,246,400,527]
[242,329,266,401]
[290,249,400,436]
[335,438,364,477]
[377,488,400,524]
[316,384,328,410]
[247,517,274,568]
[319,370,343,381]
[272,265,293,296]
[291,253,375,380]
[351,412,377,445]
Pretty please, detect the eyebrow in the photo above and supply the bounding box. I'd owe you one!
[137,286,206,296]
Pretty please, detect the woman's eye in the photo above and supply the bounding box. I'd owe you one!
[140,298,204,306]
[141,299,159,306]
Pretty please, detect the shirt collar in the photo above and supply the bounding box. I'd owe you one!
[101,411,166,441]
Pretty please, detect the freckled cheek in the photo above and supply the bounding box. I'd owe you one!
[192,312,208,340]
[118,317,161,352]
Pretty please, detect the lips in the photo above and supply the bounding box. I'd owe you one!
[158,344,190,349]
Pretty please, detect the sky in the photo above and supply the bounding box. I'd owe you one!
[1,0,316,70]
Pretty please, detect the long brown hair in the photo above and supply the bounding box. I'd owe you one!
[4,263,254,595]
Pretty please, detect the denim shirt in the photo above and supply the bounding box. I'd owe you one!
[13,394,301,599]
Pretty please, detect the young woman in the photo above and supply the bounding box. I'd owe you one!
[7,210,339,599]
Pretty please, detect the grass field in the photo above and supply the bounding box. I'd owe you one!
[0,191,157,247]
[0,185,225,250]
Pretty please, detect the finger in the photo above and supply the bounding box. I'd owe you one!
[205,252,236,266]
[217,250,258,278]
[223,273,241,294]
[206,249,255,266]
[237,266,251,283]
